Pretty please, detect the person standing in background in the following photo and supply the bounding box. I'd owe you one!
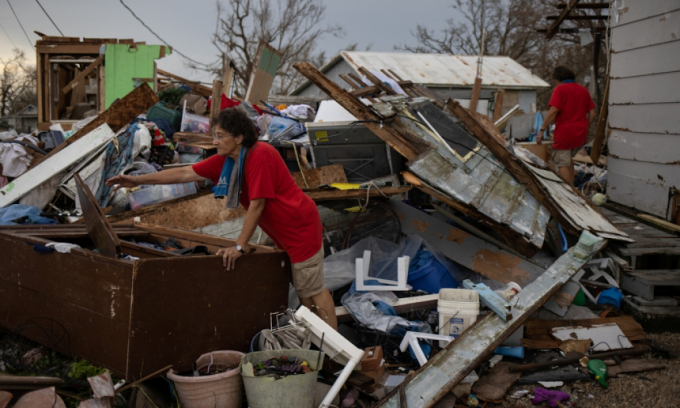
[537,66,596,185]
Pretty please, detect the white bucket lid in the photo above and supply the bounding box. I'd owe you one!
[438,288,479,302]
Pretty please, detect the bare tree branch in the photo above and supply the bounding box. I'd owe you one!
[189,0,343,96]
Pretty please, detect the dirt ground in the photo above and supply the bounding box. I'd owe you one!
[497,332,680,408]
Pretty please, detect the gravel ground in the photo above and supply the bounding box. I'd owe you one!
[497,332,680,408]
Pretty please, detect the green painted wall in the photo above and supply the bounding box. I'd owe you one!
[104,44,171,109]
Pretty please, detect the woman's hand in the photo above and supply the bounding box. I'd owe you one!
[216,246,243,270]
[105,174,140,190]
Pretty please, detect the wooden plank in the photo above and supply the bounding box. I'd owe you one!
[638,214,680,234]
[33,82,158,168]
[624,269,680,285]
[61,55,103,95]
[127,252,290,377]
[357,67,397,96]
[74,174,121,258]
[524,316,646,342]
[36,44,102,54]
[491,89,505,122]
[305,186,410,201]
[545,0,581,40]
[608,359,666,377]
[133,223,276,253]
[173,132,213,144]
[244,42,282,105]
[469,77,482,114]
[590,78,609,165]
[294,62,429,160]
[156,69,213,98]
[210,79,222,128]
[0,124,115,207]
[292,164,348,189]
[222,57,234,97]
[521,338,562,349]
[335,294,438,323]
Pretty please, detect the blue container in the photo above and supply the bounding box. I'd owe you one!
[597,287,623,308]
[408,257,458,294]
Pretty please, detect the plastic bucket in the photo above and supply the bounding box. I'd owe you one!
[240,349,324,408]
[167,350,244,408]
[438,289,480,347]
[408,257,458,294]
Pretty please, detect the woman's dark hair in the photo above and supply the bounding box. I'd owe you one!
[552,66,576,82]
[213,108,259,147]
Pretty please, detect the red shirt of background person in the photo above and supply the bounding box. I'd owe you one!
[537,66,596,185]
[192,142,322,264]
[549,81,595,150]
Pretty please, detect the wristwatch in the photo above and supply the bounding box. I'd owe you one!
[235,245,244,254]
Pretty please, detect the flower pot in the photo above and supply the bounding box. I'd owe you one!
[167,350,244,408]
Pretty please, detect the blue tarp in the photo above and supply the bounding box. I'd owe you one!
[0,204,56,226]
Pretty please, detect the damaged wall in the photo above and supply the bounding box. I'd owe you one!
[607,0,680,220]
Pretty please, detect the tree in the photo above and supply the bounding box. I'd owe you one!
[193,0,343,96]
[0,49,37,117]
[398,0,610,109]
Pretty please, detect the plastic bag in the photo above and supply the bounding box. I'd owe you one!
[268,116,305,141]
[341,291,432,334]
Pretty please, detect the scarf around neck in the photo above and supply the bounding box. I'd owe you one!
[214,146,249,209]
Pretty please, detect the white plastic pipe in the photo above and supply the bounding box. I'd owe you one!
[319,356,360,408]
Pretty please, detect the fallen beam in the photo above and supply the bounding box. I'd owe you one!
[545,0,581,40]
[375,231,604,408]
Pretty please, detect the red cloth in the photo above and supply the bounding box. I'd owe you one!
[207,95,264,115]
[192,142,322,263]
[548,82,595,150]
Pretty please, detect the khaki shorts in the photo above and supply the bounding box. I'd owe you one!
[291,246,325,298]
[551,148,580,167]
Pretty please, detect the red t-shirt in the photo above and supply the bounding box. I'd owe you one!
[549,82,596,150]
[192,142,322,263]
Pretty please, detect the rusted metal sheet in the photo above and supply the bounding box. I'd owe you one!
[0,225,290,380]
[407,147,550,248]
[375,232,604,408]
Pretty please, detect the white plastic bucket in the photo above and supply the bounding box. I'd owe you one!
[438,289,480,347]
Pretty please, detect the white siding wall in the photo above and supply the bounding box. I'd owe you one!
[607,0,680,219]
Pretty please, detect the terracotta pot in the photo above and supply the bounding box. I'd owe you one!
[167,350,244,408]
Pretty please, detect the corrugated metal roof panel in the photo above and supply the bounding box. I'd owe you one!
[341,51,550,89]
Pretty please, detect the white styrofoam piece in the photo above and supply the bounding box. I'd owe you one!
[551,323,633,352]
[0,124,115,207]
[355,250,410,291]
[538,381,564,388]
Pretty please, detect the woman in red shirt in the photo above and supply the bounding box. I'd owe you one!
[106,108,337,329]
[537,66,596,184]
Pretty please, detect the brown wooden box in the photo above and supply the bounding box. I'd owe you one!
[0,223,291,380]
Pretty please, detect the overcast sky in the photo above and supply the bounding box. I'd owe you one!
[0,0,454,82]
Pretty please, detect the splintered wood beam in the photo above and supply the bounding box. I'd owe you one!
[358,67,398,96]
[210,79,222,129]
[340,74,378,102]
[546,0,581,40]
[61,55,104,95]
[492,89,505,122]
[445,98,579,236]
[590,78,609,165]
[74,174,121,258]
[293,62,427,160]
